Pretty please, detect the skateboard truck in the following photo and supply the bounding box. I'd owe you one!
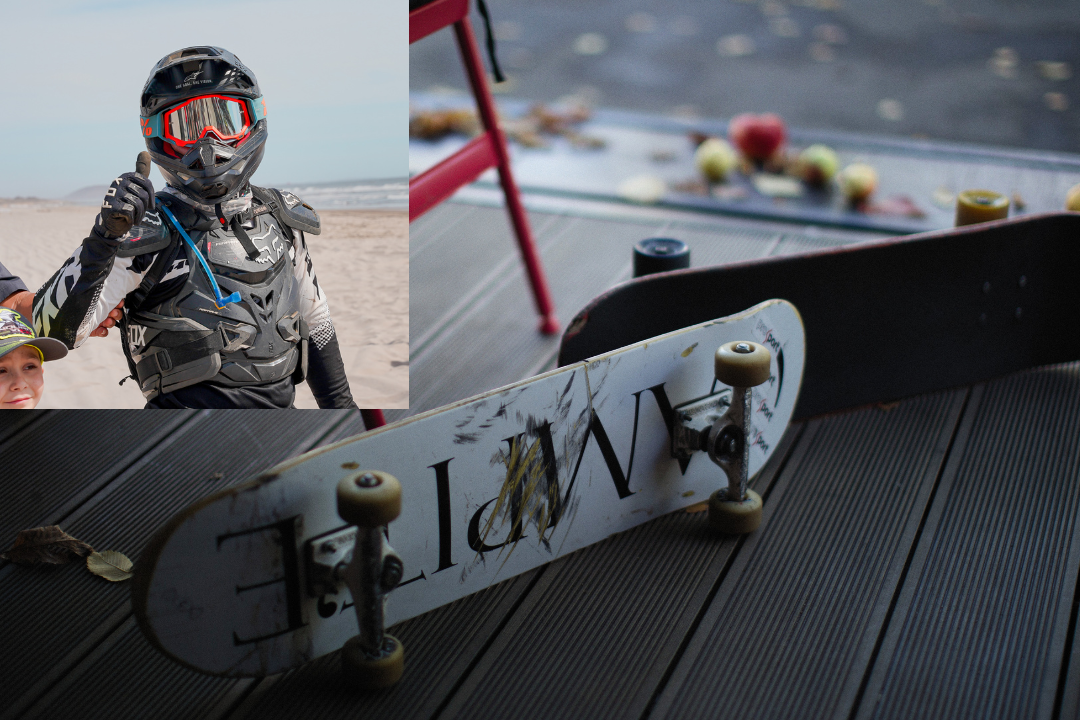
[671,341,772,534]
[334,470,405,689]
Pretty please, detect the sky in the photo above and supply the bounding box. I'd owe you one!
[0,0,406,198]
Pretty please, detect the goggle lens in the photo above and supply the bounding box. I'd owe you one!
[164,95,250,146]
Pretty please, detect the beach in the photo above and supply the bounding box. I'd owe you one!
[0,201,407,409]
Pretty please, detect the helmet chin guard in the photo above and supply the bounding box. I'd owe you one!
[140,46,267,203]
[153,122,267,203]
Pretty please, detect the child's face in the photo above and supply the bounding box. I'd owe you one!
[0,345,44,409]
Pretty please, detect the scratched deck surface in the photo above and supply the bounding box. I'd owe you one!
[4,181,1080,718]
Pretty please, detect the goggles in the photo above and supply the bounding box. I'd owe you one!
[141,95,267,148]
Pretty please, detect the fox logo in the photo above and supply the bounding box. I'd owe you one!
[128,324,147,351]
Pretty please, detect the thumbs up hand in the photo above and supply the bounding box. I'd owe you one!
[96,152,156,240]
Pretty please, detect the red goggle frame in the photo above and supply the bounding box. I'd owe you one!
[162,95,252,148]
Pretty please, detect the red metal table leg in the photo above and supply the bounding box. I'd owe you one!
[361,409,386,430]
[453,16,560,335]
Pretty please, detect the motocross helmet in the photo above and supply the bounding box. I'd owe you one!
[140,46,268,203]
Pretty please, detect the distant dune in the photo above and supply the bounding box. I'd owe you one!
[62,186,109,205]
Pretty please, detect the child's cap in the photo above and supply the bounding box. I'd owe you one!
[0,308,68,362]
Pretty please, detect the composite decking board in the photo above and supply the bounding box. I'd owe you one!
[408,200,877,418]
[0,411,342,716]
[20,617,240,720]
[637,222,788,270]
[651,390,967,720]
[229,572,538,720]
[409,210,791,415]
[437,424,804,720]
[409,205,564,350]
[409,213,656,413]
[321,409,374,443]
[771,230,863,257]
[0,411,192,550]
[855,366,1080,720]
[0,411,46,446]
[408,202,477,258]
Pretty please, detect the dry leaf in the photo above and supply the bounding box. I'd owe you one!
[865,195,927,219]
[1,526,94,565]
[87,551,134,582]
[752,174,804,198]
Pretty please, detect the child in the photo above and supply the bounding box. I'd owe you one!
[0,308,67,409]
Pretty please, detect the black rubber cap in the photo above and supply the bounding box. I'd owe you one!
[633,238,690,277]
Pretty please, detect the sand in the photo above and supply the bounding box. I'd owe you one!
[0,201,407,409]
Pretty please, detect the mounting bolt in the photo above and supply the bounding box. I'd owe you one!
[357,473,381,488]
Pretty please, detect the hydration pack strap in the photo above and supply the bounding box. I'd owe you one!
[135,330,225,379]
[127,242,175,314]
[215,202,262,260]
[119,243,176,384]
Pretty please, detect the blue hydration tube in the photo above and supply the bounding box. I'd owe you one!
[156,202,242,309]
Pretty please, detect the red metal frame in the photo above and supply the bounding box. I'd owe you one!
[410,0,559,335]
[361,409,386,430]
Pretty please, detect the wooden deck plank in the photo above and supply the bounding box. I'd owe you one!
[0,411,191,543]
[436,424,804,720]
[652,390,967,720]
[855,366,1080,720]
[0,411,346,719]
[228,573,538,720]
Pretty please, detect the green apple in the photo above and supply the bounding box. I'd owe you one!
[797,144,839,186]
[839,163,878,203]
[1067,183,1080,211]
[695,138,739,182]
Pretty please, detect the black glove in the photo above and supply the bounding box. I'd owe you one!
[95,171,155,240]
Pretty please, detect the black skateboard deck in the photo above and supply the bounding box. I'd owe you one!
[559,212,1080,420]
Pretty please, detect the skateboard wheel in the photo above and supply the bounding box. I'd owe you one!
[715,341,771,387]
[342,634,404,690]
[337,471,402,527]
[955,189,1008,226]
[633,238,690,277]
[708,488,763,534]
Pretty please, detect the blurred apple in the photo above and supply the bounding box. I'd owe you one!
[695,138,739,182]
[839,163,878,203]
[797,144,839,186]
[1066,183,1080,211]
[728,113,787,162]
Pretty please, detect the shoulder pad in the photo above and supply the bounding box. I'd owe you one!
[114,208,172,258]
[252,186,321,236]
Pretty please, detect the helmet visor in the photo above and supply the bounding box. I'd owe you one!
[163,95,251,147]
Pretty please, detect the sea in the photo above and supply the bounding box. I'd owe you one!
[62,177,408,211]
[279,178,408,210]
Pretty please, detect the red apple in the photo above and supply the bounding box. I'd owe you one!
[728,113,787,162]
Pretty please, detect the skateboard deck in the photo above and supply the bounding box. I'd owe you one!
[559,212,1080,420]
[133,299,804,677]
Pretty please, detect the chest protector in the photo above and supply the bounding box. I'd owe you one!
[125,194,313,401]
